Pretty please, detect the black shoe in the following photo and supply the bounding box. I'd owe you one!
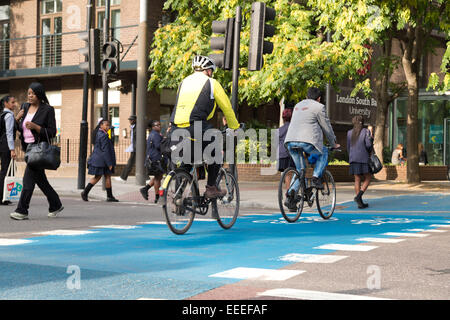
[311,177,324,190]
[0,200,11,205]
[284,189,297,211]
[81,191,89,201]
[106,197,119,202]
[140,187,149,200]
[354,196,366,209]
[154,194,160,204]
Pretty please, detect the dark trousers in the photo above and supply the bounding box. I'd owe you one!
[15,164,62,215]
[0,151,11,201]
[120,152,136,180]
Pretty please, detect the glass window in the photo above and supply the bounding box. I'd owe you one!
[41,0,62,15]
[0,5,10,20]
[39,1,62,67]
[97,0,121,6]
[394,96,450,165]
[0,5,10,71]
[111,9,120,40]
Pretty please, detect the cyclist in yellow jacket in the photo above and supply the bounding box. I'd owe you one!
[170,55,239,198]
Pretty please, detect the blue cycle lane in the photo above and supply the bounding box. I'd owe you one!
[0,194,449,299]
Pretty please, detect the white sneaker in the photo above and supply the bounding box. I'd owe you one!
[113,177,126,183]
[10,212,29,220]
[48,206,64,218]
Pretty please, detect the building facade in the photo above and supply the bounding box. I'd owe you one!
[0,0,164,163]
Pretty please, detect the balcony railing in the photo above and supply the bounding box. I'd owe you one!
[0,25,138,71]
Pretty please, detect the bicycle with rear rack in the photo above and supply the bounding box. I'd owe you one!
[278,146,340,222]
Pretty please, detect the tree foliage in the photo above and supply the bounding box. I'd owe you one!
[148,0,372,107]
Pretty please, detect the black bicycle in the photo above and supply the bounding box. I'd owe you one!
[161,162,239,235]
[278,147,339,222]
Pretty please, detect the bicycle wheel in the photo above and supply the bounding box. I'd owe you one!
[162,170,195,235]
[214,169,239,229]
[315,170,336,219]
[278,167,304,223]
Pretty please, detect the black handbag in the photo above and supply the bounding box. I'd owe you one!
[368,153,383,174]
[25,128,61,170]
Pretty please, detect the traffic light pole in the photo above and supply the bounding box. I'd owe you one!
[102,0,111,121]
[101,0,110,191]
[135,0,148,186]
[230,6,241,180]
[77,1,94,190]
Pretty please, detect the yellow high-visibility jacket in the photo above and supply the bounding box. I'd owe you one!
[170,72,239,129]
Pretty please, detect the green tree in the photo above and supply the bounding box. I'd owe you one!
[148,0,371,107]
[312,0,449,183]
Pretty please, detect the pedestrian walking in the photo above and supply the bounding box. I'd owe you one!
[81,119,119,202]
[277,108,295,172]
[418,142,428,165]
[10,82,63,220]
[347,115,373,209]
[0,95,18,206]
[140,120,166,203]
[115,115,136,182]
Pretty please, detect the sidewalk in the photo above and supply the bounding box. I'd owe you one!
[34,176,450,211]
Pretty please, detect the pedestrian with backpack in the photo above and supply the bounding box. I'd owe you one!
[0,96,18,206]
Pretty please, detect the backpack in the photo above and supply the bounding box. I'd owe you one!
[0,111,16,148]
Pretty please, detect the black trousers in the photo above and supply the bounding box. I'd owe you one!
[15,164,62,215]
[120,152,136,180]
[0,151,11,201]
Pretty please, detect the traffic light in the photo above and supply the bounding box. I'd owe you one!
[248,2,276,71]
[78,28,100,75]
[209,18,235,70]
[102,40,120,75]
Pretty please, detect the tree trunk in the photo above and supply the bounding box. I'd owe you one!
[372,40,392,163]
[401,25,422,184]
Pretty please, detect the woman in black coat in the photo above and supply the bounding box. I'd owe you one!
[81,119,118,202]
[139,120,166,203]
[10,82,63,220]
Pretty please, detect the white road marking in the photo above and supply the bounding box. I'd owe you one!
[209,267,305,281]
[257,288,391,300]
[91,225,141,229]
[382,232,428,238]
[405,229,447,233]
[0,239,34,246]
[33,230,97,236]
[279,254,348,263]
[314,244,378,251]
[137,221,166,225]
[356,237,405,243]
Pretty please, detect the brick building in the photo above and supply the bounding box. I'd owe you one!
[0,0,164,163]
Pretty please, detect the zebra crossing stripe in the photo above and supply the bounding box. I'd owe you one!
[209,267,305,281]
[91,225,141,229]
[382,232,428,238]
[405,229,447,233]
[0,239,34,246]
[356,237,405,243]
[33,230,97,236]
[257,288,391,300]
[279,254,348,263]
[314,244,378,251]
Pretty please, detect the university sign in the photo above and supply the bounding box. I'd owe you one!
[329,87,377,125]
